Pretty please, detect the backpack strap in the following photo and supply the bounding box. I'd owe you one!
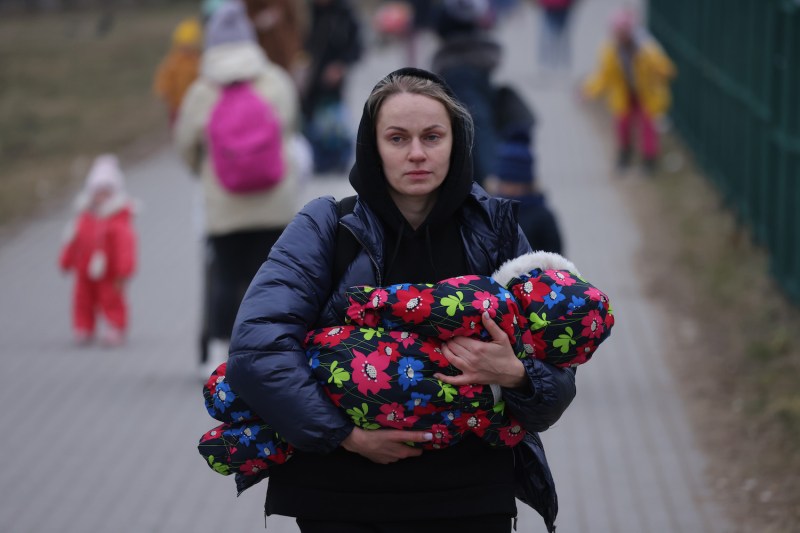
[333,195,360,286]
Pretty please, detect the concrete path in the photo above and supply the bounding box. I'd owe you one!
[0,1,732,531]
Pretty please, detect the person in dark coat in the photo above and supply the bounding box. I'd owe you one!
[301,0,362,120]
[492,126,563,254]
[225,67,576,533]
[430,0,500,187]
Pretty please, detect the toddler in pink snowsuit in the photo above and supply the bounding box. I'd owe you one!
[59,155,137,346]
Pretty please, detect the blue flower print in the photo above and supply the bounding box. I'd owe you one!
[307,349,320,369]
[224,423,260,446]
[440,409,461,426]
[405,392,432,412]
[543,284,566,310]
[231,410,252,422]
[397,357,424,391]
[213,382,236,413]
[567,295,586,314]
[495,289,512,303]
[256,440,277,459]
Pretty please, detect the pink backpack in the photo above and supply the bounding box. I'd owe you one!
[206,82,285,194]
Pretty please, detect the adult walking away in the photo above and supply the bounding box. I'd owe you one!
[430,0,501,187]
[534,0,578,74]
[301,0,362,173]
[225,67,575,532]
[174,0,300,376]
[582,6,676,173]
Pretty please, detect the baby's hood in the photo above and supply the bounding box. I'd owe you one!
[492,251,580,287]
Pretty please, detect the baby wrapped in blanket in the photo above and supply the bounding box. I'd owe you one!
[199,251,614,494]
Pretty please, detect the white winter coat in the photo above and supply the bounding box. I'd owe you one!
[175,41,301,236]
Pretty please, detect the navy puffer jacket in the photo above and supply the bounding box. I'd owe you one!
[226,184,576,454]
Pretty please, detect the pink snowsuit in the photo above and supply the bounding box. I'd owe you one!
[59,199,137,336]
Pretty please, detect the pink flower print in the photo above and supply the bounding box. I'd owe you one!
[498,420,525,446]
[581,309,605,339]
[452,314,484,338]
[572,340,596,366]
[521,329,547,360]
[367,288,389,310]
[512,277,551,307]
[546,269,576,286]
[430,423,453,448]
[346,298,378,327]
[584,286,608,303]
[350,349,391,395]
[391,286,435,324]
[205,363,227,396]
[459,384,483,398]
[376,341,401,362]
[605,310,615,330]
[497,311,521,344]
[420,339,449,368]
[471,291,499,317]
[442,275,481,287]
[239,459,268,477]
[389,330,418,348]
[376,402,419,429]
[453,410,491,437]
[312,325,354,348]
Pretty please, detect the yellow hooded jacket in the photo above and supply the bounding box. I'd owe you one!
[583,38,676,118]
[153,18,203,116]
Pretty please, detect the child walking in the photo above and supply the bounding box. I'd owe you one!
[582,7,676,173]
[59,155,137,346]
[153,17,203,128]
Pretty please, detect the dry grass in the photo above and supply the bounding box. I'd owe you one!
[619,130,800,532]
[0,3,195,229]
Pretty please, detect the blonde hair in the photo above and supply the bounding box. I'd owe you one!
[367,73,474,141]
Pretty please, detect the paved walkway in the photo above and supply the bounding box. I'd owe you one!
[0,1,732,532]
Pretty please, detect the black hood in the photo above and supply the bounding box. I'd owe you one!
[348,67,474,235]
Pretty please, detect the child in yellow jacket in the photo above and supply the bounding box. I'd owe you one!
[583,7,676,172]
[153,17,203,127]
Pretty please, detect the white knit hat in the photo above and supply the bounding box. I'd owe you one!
[85,154,125,194]
[204,0,256,50]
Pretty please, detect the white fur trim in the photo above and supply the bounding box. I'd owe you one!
[491,251,581,287]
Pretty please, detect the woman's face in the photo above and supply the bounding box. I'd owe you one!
[375,92,453,203]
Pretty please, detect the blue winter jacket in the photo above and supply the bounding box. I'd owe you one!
[226,185,576,455]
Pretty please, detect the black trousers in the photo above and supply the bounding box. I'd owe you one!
[206,228,283,340]
[296,514,513,533]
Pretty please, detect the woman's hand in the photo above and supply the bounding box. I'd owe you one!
[434,312,527,389]
[341,427,432,464]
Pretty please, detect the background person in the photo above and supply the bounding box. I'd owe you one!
[152,16,203,128]
[174,0,301,376]
[490,126,563,254]
[582,6,676,173]
[225,67,575,533]
[59,155,137,347]
[430,0,500,187]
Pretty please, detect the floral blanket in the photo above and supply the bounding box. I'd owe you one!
[198,252,614,494]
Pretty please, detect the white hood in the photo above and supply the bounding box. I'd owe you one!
[201,41,268,86]
[492,251,580,287]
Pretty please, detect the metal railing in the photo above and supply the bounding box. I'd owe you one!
[648,0,799,301]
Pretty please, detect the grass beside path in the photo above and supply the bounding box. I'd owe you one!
[622,131,800,533]
[0,3,197,229]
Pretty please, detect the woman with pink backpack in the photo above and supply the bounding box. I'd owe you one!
[174,0,301,377]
